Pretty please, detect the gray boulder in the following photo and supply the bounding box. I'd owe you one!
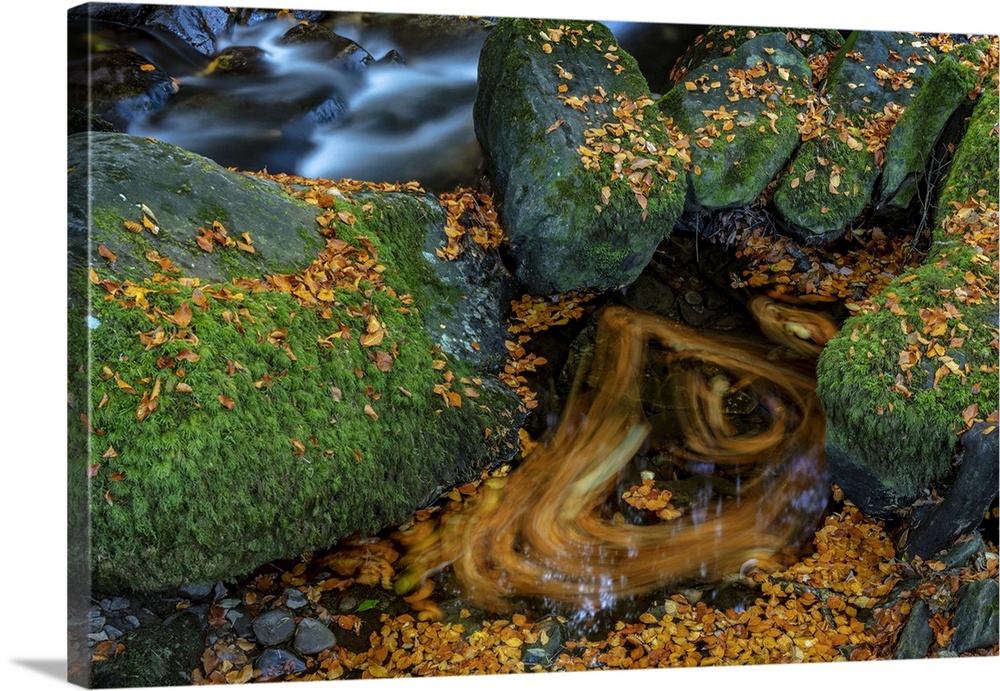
[474,18,686,294]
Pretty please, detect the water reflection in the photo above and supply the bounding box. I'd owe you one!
[396,303,833,614]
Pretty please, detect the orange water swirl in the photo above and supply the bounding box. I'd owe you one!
[396,300,835,613]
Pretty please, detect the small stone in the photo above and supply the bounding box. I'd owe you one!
[104,625,125,639]
[683,290,703,306]
[124,615,141,630]
[105,596,131,611]
[293,618,337,655]
[89,616,106,633]
[178,582,215,601]
[252,607,297,646]
[338,596,359,613]
[283,588,309,610]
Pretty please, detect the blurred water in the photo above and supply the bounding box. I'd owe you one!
[119,16,703,192]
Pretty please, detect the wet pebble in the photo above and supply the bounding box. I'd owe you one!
[179,582,215,601]
[293,618,337,655]
[521,616,566,667]
[252,607,296,646]
[283,588,309,610]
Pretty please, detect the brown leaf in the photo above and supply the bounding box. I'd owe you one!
[364,404,379,421]
[98,244,117,263]
[218,394,235,410]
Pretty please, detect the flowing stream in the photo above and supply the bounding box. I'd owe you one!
[110,14,704,192]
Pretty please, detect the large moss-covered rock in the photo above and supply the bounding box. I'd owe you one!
[68,133,523,592]
[877,54,978,213]
[658,31,813,211]
[816,77,998,517]
[773,31,936,242]
[474,18,686,294]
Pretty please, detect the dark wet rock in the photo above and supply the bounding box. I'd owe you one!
[204,45,269,75]
[658,32,813,212]
[145,5,235,56]
[877,54,978,214]
[309,96,349,126]
[283,588,309,610]
[67,49,178,131]
[252,608,297,646]
[179,582,215,601]
[521,616,568,667]
[666,26,843,89]
[903,423,999,559]
[376,49,406,65]
[90,609,204,688]
[475,18,686,294]
[233,7,327,26]
[255,648,306,680]
[950,578,999,653]
[101,596,131,611]
[773,31,936,243]
[894,599,932,659]
[339,13,492,57]
[227,608,255,638]
[68,3,149,26]
[279,22,373,70]
[293,617,338,655]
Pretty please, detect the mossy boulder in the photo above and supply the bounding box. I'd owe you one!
[474,18,686,295]
[816,79,998,517]
[68,133,524,592]
[665,25,843,87]
[658,31,813,212]
[773,31,936,242]
[877,54,978,214]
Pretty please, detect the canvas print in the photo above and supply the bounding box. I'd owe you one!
[67,2,999,687]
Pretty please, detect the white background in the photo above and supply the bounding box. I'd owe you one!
[3,1,998,689]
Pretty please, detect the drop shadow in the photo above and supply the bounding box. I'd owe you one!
[11,659,66,682]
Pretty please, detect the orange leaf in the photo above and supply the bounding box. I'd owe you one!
[447,391,462,408]
[140,63,156,71]
[191,288,209,310]
[175,382,193,393]
[98,244,117,263]
[170,302,193,328]
[218,394,235,410]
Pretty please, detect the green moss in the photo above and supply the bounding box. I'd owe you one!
[84,184,521,591]
[936,87,999,222]
[772,135,876,239]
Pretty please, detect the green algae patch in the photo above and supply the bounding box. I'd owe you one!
[71,135,523,592]
[474,18,686,294]
[658,32,813,212]
[816,75,999,514]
